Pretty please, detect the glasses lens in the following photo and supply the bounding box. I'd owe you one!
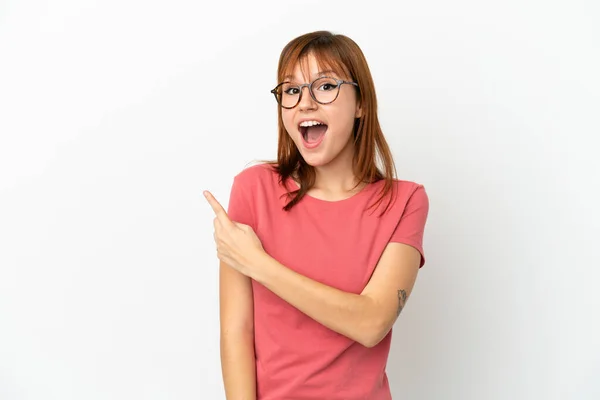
[311,77,339,104]
[277,82,300,108]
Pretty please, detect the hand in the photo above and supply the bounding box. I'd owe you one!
[204,190,265,277]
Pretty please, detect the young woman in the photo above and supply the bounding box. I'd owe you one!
[205,30,429,400]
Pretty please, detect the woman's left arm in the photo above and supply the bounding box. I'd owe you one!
[204,190,421,348]
[248,242,420,348]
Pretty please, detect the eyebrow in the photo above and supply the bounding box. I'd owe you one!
[283,69,339,82]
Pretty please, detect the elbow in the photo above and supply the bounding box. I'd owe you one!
[358,320,392,349]
[355,297,394,348]
[359,337,379,349]
[360,331,386,349]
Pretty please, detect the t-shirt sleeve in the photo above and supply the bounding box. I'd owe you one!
[389,184,430,268]
[226,173,255,230]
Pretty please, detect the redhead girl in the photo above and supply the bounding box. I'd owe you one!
[205,30,429,400]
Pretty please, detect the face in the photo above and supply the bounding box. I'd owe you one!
[280,53,362,168]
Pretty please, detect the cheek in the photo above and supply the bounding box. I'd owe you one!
[328,109,356,135]
[281,113,296,135]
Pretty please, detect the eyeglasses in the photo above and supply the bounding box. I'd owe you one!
[270,76,359,109]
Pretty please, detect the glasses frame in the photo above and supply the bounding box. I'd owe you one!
[270,76,359,109]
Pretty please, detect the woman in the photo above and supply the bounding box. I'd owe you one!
[205,30,429,400]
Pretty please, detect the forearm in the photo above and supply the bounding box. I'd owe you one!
[249,254,380,347]
[220,330,256,400]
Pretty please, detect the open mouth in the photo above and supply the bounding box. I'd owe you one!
[299,121,328,144]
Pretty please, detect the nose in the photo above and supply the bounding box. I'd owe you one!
[298,85,317,111]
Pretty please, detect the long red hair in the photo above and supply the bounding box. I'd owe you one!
[255,30,398,216]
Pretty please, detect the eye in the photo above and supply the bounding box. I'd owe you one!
[318,83,338,91]
[313,77,339,92]
[284,87,300,95]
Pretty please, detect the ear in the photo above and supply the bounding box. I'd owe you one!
[355,102,363,119]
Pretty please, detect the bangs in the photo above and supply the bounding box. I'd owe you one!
[280,46,352,83]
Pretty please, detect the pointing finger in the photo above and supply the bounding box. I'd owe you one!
[204,190,234,228]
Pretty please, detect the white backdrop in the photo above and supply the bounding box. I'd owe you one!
[1,1,599,399]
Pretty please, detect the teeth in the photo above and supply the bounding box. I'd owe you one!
[299,120,324,127]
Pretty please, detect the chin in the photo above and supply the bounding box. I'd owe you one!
[301,153,335,168]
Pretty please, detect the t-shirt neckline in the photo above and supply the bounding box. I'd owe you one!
[286,176,375,205]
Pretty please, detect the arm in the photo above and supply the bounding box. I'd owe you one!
[249,241,421,348]
[219,260,256,400]
[207,183,427,350]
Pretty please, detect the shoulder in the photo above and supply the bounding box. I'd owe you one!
[233,162,277,187]
[380,177,426,197]
[389,179,428,209]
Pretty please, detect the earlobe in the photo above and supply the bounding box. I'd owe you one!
[355,106,363,119]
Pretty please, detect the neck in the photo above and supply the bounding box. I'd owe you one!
[311,137,364,194]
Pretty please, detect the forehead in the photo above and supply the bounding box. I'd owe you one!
[282,52,349,82]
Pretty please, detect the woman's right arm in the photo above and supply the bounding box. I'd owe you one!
[219,260,257,400]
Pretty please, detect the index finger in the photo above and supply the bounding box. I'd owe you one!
[203,190,235,228]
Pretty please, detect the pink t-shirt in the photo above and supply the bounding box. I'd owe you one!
[226,163,429,400]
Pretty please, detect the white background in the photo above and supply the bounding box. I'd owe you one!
[1,0,599,399]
